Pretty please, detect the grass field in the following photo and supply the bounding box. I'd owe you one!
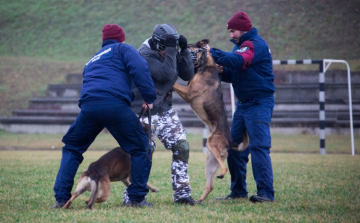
[0,151,359,222]
[1,129,359,154]
[0,131,359,222]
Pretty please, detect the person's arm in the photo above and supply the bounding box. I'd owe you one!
[147,34,179,83]
[177,35,194,81]
[210,40,254,70]
[122,45,156,104]
[143,51,177,83]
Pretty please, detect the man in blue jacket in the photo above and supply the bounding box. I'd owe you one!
[53,24,156,208]
[209,12,275,203]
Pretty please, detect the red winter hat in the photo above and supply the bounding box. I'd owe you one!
[102,24,126,43]
[227,12,252,31]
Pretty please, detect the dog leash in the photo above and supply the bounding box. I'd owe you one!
[137,105,153,162]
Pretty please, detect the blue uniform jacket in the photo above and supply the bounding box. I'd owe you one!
[210,27,275,102]
[79,39,156,107]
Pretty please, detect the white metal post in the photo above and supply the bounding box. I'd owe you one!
[229,59,355,156]
[323,59,355,156]
[230,84,236,116]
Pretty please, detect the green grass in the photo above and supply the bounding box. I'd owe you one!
[1,129,359,154]
[0,131,359,221]
[0,150,359,222]
[0,0,359,60]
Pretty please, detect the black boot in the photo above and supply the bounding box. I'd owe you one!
[175,196,201,206]
[215,194,248,200]
[124,199,154,207]
[249,194,273,203]
[53,201,66,208]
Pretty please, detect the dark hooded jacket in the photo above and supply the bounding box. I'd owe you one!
[131,38,194,114]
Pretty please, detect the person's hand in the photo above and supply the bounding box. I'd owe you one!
[164,34,177,47]
[216,64,224,73]
[178,35,188,50]
[142,101,153,110]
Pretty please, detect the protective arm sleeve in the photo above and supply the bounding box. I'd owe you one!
[122,46,156,104]
[177,49,194,81]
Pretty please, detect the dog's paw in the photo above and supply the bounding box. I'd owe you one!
[154,188,160,193]
[150,187,160,193]
[216,175,224,179]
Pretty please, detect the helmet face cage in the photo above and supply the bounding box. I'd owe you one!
[152,23,179,51]
[152,35,166,51]
[157,42,166,51]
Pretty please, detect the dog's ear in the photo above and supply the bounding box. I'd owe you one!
[195,41,203,48]
[196,39,210,48]
[200,39,210,45]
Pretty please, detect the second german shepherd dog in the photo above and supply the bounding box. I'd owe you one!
[62,147,159,209]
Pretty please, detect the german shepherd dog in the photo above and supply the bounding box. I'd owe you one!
[62,147,159,209]
[173,39,249,202]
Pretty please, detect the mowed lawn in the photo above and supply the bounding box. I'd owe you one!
[1,144,360,222]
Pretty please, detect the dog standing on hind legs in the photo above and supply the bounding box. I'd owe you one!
[173,39,249,202]
[62,147,159,209]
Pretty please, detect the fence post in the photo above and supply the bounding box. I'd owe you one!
[319,61,326,155]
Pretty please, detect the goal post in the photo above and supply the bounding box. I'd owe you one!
[229,59,355,155]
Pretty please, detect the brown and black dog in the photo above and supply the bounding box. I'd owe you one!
[173,39,249,202]
[62,147,159,209]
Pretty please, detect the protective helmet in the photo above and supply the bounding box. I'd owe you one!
[152,23,179,51]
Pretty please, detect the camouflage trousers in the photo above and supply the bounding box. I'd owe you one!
[123,108,192,203]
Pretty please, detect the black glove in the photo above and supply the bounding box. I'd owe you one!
[178,35,188,50]
[164,34,177,47]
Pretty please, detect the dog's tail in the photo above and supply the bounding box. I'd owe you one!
[62,173,91,209]
[230,127,249,152]
[86,179,99,209]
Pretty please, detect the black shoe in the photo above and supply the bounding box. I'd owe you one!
[53,201,66,208]
[123,199,131,206]
[124,199,154,207]
[215,194,248,201]
[249,194,273,203]
[175,196,201,206]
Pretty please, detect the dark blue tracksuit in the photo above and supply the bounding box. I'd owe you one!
[210,27,276,200]
[53,39,156,203]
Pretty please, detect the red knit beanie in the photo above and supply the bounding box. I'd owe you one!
[102,24,126,43]
[227,12,252,31]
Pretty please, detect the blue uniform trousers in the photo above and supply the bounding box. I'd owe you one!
[228,96,275,200]
[53,100,152,203]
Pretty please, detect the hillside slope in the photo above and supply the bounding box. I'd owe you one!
[0,0,359,117]
[0,0,359,60]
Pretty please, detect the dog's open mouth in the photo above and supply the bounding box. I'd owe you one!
[190,48,200,64]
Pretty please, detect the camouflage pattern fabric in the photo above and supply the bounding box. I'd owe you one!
[123,108,192,203]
